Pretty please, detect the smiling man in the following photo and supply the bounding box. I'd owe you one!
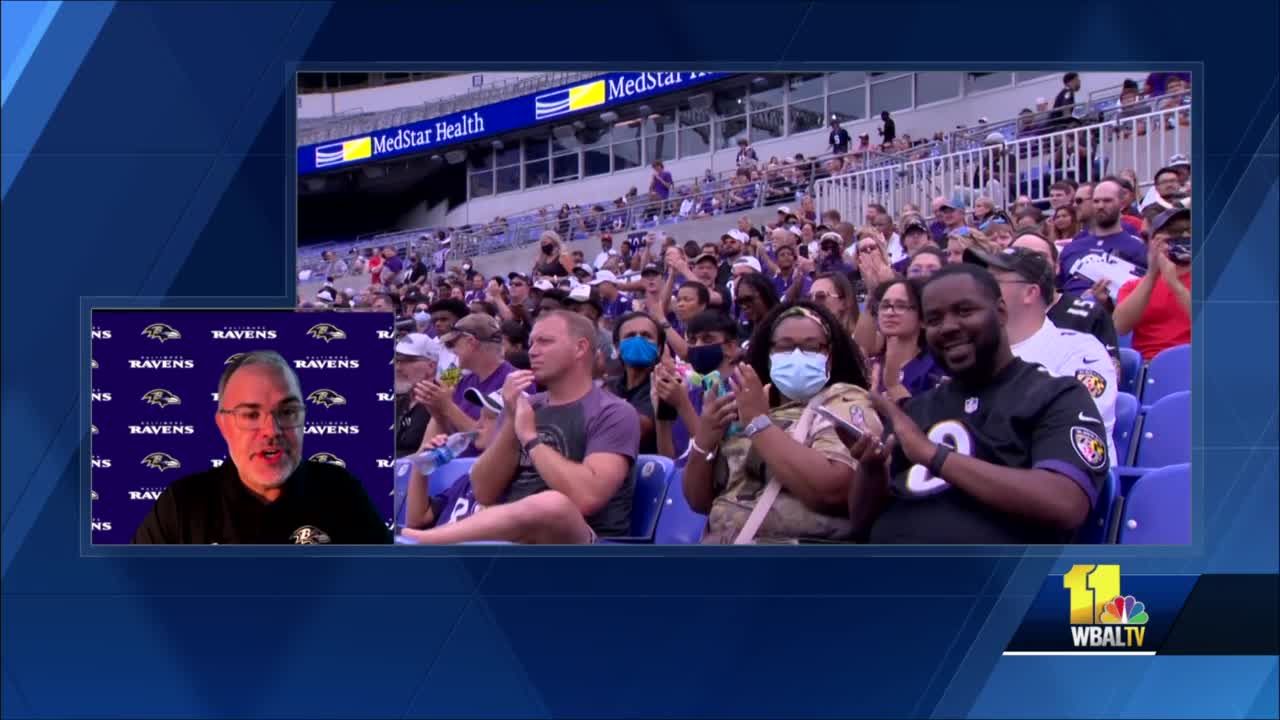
[132,350,389,544]
[859,265,1111,544]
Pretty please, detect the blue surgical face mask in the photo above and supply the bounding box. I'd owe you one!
[413,311,430,326]
[769,349,830,402]
[619,336,659,368]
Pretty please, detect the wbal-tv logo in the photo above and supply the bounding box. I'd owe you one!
[294,355,360,370]
[1064,565,1149,649]
[142,388,182,408]
[128,422,196,436]
[141,323,182,342]
[210,325,278,341]
[128,355,195,370]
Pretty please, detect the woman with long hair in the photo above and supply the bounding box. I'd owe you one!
[866,277,945,402]
[683,301,883,543]
[808,272,860,341]
[733,271,781,341]
[1047,205,1080,243]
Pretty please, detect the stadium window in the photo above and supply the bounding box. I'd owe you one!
[749,110,784,144]
[612,125,642,172]
[787,73,826,100]
[828,88,865,124]
[469,171,494,198]
[915,72,962,106]
[524,134,550,161]
[495,165,521,194]
[788,97,826,134]
[583,147,611,177]
[494,143,520,167]
[297,73,324,92]
[338,73,368,88]
[827,71,867,92]
[469,147,494,171]
[552,135,579,154]
[679,124,711,157]
[643,109,676,137]
[552,153,580,183]
[965,72,1013,94]
[525,158,550,188]
[716,115,748,150]
[678,103,712,127]
[1015,71,1055,84]
[712,84,748,117]
[645,131,676,164]
[870,74,912,115]
[748,75,786,111]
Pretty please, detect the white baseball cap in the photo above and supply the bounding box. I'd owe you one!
[395,333,440,360]
[727,229,749,243]
[533,279,555,292]
[732,256,762,273]
[463,387,504,413]
[777,205,793,215]
[590,270,619,286]
[568,284,593,302]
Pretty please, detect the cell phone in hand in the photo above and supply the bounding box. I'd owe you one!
[815,406,865,440]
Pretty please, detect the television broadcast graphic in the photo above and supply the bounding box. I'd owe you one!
[89,310,396,544]
[297,70,1194,546]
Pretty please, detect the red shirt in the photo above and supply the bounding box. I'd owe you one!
[1118,269,1191,360]
[1121,213,1143,235]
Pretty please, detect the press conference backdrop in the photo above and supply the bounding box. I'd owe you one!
[89,310,396,544]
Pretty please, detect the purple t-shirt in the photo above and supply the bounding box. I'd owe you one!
[771,271,811,299]
[431,475,483,526]
[383,255,404,275]
[870,351,946,398]
[464,289,486,304]
[452,361,515,420]
[651,171,674,200]
[1057,230,1148,295]
[602,296,632,321]
[504,385,640,536]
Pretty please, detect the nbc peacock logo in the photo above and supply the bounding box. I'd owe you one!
[1064,565,1148,649]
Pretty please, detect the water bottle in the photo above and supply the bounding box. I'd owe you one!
[395,431,476,479]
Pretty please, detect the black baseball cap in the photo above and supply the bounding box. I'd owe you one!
[902,219,929,236]
[1150,206,1190,235]
[964,246,1054,305]
[692,252,719,266]
[640,263,663,277]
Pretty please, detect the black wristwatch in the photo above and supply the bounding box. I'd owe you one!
[522,436,543,454]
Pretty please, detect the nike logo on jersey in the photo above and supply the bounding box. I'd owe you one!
[1082,357,1101,364]
[1077,412,1102,424]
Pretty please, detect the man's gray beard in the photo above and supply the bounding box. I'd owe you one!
[394,378,413,395]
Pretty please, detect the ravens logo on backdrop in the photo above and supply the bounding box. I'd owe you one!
[306,323,347,342]
[140,323,182,342]
[141,388,182,408]
[308,452,346,468]
[224,352,245,365]
[306,389,347,408]
[140,452,182,471]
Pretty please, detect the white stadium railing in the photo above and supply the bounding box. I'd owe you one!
[813,104,1190,225]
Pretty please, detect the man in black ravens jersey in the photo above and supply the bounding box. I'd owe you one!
[133,351,390,545]
[1010,231,1121,374]
[847,264,1110,544]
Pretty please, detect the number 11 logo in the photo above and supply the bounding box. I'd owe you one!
[1063,564,1121,625]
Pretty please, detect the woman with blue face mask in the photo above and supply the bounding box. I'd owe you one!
[682,302,883,544]
[608,312,665,454]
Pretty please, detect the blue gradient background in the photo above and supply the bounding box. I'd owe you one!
[2,1,1276,718]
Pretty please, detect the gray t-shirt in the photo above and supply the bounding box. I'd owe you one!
[505,385,640,536]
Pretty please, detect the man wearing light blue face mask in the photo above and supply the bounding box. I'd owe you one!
[608,312,664,455]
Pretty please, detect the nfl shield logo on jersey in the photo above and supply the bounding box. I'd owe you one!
[964,397,979,414]
[1070,426,1108,470]
[289,526,332,544]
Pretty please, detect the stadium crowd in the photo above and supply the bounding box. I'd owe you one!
[299,74,1194,545]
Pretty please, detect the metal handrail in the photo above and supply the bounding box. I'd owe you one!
[298,71,600,145]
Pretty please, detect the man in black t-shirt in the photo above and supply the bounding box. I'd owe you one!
[133,350,389,544]
[849,265,1109,544]
[828,119,851,155]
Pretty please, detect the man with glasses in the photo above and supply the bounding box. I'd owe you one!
[395,333,440,458]
[417,314,515,444]
[133,351,389,544]
[965,247,1118,463]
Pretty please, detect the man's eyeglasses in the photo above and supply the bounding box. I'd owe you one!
[811,291,843,303]
[218,405,305,431]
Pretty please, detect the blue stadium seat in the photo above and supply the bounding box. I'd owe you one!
[1118,348,1143,396]
[1114,392,1140,466]
[1141,343,1190,405]
[1075,468,1119,544]
[394,457,478,528]
[598,455,673,543]
[655,468,708,544]
[1117,332,1133,349]
[1117,463,1191,544]
[1116,391,1191,493]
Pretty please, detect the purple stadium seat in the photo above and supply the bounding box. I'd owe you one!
[1131,391,1191,470]
[1117,463,1191,544]
[1114,392,1140,466]
[655,467,708,544]
[1075,468,1119,544]
[1141,343,1190,405]
[394,457,477,528]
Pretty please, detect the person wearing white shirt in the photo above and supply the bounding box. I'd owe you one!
[966,246,1118,462]
[592,233,618,272]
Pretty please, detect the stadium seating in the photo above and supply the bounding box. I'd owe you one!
[1117,463,1191,544]
[654,467,708,544]
[1141,343,1190,405]
[393,457,478,528]
[1114,392,1140,466]
[1117,332,1133,349]
[1116,390,1191,493]
[604,454,674,543]
[1118,348,1143,395]
[1076,468,1119,544]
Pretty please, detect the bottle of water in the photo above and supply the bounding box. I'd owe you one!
[395,431,477,479]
